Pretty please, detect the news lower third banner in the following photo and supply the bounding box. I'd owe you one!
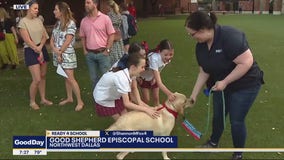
[13,130,177,155]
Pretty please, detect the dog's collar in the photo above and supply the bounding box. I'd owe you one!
[157,103,178,119]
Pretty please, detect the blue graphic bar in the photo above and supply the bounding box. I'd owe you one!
[46,137,101,149]
[13,136,46,148]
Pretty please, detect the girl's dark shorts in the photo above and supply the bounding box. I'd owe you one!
[24,45,50,66]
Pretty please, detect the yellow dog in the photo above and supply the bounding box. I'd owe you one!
[106,92,192,160]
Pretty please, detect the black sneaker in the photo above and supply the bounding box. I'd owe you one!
[232,153,242,160]
[198,140,218,148]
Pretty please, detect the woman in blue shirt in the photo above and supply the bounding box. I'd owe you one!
[185,11,264,160]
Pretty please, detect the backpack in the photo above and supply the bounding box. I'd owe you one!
[123,14,137,36]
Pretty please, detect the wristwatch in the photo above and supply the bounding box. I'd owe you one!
[106,48,111,53]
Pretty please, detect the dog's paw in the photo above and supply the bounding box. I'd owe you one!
[116,153,123,160]
[116,152,129,160]
[163,157,170,160]
[162,152,170,160]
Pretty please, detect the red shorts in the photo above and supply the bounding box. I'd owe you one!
[95,98,125,117]
[139,79,158,89]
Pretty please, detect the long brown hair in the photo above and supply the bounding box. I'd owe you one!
[56,1,76,31]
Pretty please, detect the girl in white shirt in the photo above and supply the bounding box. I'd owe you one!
[138,39,175,106]
[93,44,159,121]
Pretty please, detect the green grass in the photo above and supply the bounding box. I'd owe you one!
[1,14,284,159]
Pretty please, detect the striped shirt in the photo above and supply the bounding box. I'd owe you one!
[52,20,76,54]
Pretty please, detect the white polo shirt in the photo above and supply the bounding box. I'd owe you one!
[140,52,166,81]
[93,68,132,107]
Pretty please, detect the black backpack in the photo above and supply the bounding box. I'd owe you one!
[123,14,137,36]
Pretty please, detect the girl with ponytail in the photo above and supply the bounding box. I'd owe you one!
[138,39,176,106]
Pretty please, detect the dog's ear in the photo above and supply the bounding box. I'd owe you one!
[173,92,188,116]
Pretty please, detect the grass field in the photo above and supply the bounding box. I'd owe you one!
[0,14,284,159]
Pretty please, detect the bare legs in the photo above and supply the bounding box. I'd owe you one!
[39,63,53,105]
[141,87,160,106]
[59,69,84,111]
[28,63,53,110]
[28,64,83,111]
[59,80,73,105]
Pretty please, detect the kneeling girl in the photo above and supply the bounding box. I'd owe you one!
[93,44,159,121]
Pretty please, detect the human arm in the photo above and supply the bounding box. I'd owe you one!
[121,93,159,119]
[103,33,114,56]
[80,36,88,55]
[212,49,253,91]
[19,28,40,52]
[153,70,175,102]
[36,29,48,53]
[103,17,115,56]
[10,26,18,44]
[58,34,74,54]
[189,67,210,105]
[51,34,74,63]
[51,21,76,56]
[17,18,44,53]
[79,20,88,55]
[130,79,151,107]
[49,34,56,52]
